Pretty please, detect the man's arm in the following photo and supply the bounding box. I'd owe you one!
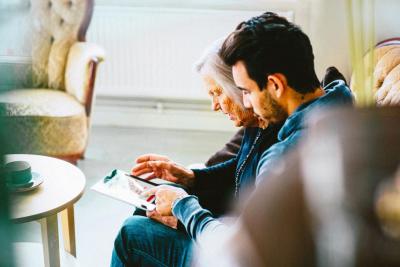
[172,195,228,243]
[173,141,298,242]
[145,185,229,244]
[256,131,303,185]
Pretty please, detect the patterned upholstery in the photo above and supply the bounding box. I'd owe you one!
[0,0,104,161]
[31,0,89,89]
[0,89,87,156]
[65,42,105,104]
[351,39,400,106]
[373,42,400,106]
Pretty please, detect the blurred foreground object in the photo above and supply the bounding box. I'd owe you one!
[0,121,15,266]
[195,106,400,267]
[302,106,400,267]
[375,168,400,239]
[0,0,105,164]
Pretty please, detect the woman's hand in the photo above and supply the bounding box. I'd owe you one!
[131,154,195,187]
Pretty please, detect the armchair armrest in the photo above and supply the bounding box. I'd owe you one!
[65,42,105,115]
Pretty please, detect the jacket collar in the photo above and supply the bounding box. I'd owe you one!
[277,80,353,141]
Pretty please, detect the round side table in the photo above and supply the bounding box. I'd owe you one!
[6,154,86,267]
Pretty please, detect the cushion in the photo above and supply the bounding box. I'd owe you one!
[374,45,400,106]
[350,43,400,106]
[0,88,87,157]
[30,0,88,89]
[65,42,105,104]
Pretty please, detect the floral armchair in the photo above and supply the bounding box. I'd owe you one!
[0,0,105,164]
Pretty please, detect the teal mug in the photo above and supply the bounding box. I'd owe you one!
[5,161,34,186]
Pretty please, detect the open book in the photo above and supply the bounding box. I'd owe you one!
[91,169,159,211]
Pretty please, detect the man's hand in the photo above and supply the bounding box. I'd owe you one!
[146,210,178,229]
[142,185,188,216]
[131,154,195,187]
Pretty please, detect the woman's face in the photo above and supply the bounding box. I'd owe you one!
[203,76,262,127]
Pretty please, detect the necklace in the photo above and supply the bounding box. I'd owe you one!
[234,129,263,197]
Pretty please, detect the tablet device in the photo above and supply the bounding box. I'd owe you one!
[92,169,157,211]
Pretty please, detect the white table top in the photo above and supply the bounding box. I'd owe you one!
[6,154,86,223]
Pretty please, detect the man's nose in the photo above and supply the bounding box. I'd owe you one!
[243,94,252,108]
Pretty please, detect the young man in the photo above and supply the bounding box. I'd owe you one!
[218,12,353,179]
[111,12,353,267]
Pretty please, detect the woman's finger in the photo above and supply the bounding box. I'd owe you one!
[131,162,148,172]
[144,172,158,180]
[131,167,153,176]
[136,154,169,163]
[150,161,173,171]
[132,161,167,175]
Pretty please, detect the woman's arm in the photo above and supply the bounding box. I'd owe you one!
[191,157,237,191]
[205,128,244,167]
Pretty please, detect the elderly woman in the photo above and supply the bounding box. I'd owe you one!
[110,39,282,267]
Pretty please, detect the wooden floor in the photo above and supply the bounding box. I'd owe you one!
[11,125,234,267]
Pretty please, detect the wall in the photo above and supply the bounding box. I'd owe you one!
[88,0,302,131]
[308,0,400,82]
[0,0,31,90]
[87,0,301,100]
[0,0,399,131]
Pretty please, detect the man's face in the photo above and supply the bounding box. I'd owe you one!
[232,60,287,123]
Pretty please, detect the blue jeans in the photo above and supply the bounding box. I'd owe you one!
[111,215,193,267]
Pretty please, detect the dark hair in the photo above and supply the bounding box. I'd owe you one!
[219,12,320,94]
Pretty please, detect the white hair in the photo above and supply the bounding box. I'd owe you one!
[194,38,245,108]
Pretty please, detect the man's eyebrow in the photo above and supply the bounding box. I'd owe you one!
[237,86,248,91]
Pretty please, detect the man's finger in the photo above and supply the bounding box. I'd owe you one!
[156,202,171,216]
[146,210,158,218]
[140,186,159,197]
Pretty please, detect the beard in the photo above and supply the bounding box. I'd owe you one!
[260,90,288,123]
[234,107,258,127]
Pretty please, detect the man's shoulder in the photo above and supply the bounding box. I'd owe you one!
[256,130,303,178]
[324,80,353,103]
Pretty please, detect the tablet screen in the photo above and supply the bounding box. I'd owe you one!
[93,169,157,211]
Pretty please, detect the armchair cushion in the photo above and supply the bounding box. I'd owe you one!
[65,42,105,104]
[374,45,400,106]
[350,41,400,106]
[30,0,89,89]
[0,89,87,157]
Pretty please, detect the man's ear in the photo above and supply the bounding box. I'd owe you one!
[267,74,286,98]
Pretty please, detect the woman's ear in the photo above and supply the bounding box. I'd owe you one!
[267,74,285,98]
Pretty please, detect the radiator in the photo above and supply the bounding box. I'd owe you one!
[87,6,294,100]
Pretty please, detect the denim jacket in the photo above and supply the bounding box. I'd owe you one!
[173,80,354,242]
